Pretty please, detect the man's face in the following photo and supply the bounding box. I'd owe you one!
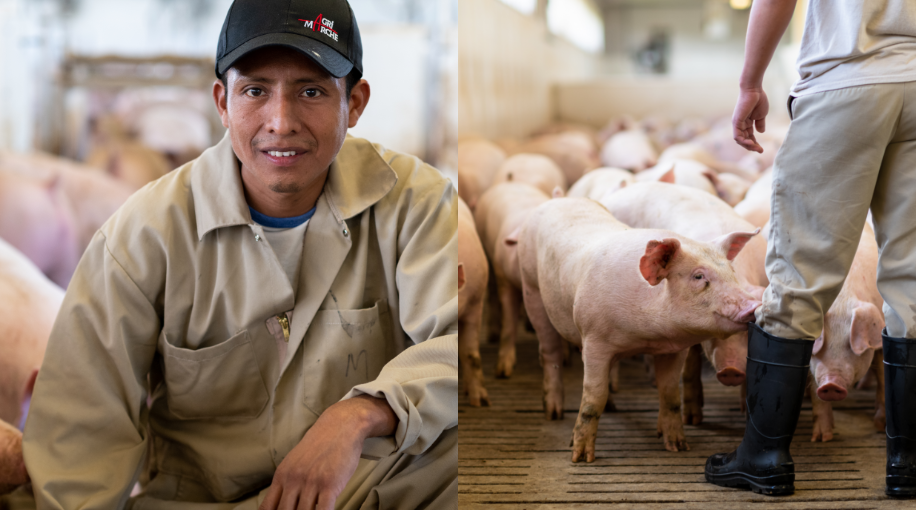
[213,46,368,200]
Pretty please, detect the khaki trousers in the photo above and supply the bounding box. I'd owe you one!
[758,81,916,340]
[124,427,456,510]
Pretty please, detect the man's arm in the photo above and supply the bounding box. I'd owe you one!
[259,394,397,510]
[22,232,159,509]
[733,0,798,152]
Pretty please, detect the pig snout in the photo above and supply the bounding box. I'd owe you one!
[816,378,849,402]
[716,367,746,386]
[736,301,760,323]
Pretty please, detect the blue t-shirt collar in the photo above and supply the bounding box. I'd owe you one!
[249,206,316,229]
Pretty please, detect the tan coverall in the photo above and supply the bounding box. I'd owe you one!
[21,133,459,509]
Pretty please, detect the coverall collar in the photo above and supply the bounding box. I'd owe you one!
[191,132,399,240]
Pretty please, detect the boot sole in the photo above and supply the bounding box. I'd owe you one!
[886,486,916,498]
[705,471,794,496]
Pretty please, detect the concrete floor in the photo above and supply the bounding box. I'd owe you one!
[458,331,902,509]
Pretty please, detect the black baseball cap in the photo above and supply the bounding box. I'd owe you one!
[216,0,363,79]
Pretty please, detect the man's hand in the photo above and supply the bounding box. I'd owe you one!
[259,395,397,510]
[0,419,28,494]
[732,88,769,153]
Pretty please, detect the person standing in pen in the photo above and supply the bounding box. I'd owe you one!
[703,0,916,498]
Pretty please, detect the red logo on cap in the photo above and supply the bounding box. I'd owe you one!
[298,14,339,42]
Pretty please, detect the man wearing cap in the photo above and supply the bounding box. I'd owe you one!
[21,1,457,509]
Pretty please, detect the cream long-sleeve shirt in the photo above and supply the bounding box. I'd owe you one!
[22,133,458,509]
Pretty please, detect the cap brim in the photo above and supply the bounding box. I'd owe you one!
[217,32,354,78]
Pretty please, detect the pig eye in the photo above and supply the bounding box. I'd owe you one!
[693,274,703,280]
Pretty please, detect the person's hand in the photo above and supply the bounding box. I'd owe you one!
[732,87,769,153]
[259,395,397,510]
[0,419,28,494]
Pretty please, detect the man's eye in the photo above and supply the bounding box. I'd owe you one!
[303,89,321,98]
[245,88,263,97]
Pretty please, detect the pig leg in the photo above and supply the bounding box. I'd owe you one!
[458,301,490,407]
[495,276,520,378]
[522,280,565,420]
[681,344,704,425]
[484,267,501,344]
[872,349,886,432]
[809,373,835,442]
[655,350,691,451]
[571,340,615,463]
[609,360,620,393]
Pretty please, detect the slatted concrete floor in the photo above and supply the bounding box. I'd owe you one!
[458,332,899,509]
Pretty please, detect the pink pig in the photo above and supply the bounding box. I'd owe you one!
[0,237,65,493]
[474,182,551,377]
[458,198,490,407]
[517,198,760,460]
[600,130,658,173]
[600,182,769,424]
[456,138,507,210]
[809,222,885,442]
[492,154,568,196]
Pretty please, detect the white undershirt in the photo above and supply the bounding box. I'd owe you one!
[259,220,310,293]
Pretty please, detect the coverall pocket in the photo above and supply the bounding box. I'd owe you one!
[300,299,390,416]
[160,330,270,420]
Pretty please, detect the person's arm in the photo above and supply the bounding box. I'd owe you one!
[22,232,159,509]
[260,163,458,510]
[733,0,798,152]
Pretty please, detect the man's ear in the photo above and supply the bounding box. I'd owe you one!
[458,263,466,292]
[347,79,371,129]
[213,78,230,129]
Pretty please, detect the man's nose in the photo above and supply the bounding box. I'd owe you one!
[265,94,301,135]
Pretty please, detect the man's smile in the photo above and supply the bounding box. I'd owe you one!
[259,146,310,166]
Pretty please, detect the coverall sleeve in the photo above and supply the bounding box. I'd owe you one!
[343,168,458,456]
[22,231,160,510]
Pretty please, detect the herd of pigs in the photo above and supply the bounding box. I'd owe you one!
[0,130,182,494]
[456,116,886,463]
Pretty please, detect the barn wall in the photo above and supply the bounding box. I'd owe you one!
[458,0,603,140]
[555,0,805,127]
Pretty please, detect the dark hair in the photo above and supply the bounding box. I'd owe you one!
[219,68,362,97]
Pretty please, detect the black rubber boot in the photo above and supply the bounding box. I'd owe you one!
[705,322,813,495]
[884,331,916,498]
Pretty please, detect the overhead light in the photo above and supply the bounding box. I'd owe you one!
[730,0,752,9]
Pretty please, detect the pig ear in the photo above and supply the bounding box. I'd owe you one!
[713,228,760,261]
[552,186,565,198]
[504,227,521,246]
[702,170,723,194]
[850,303,884,355]
[640,238,681,286]
[659,166,676,184]
[813,335,824,355]
[458,263,466,292]
[23,369,39,399]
